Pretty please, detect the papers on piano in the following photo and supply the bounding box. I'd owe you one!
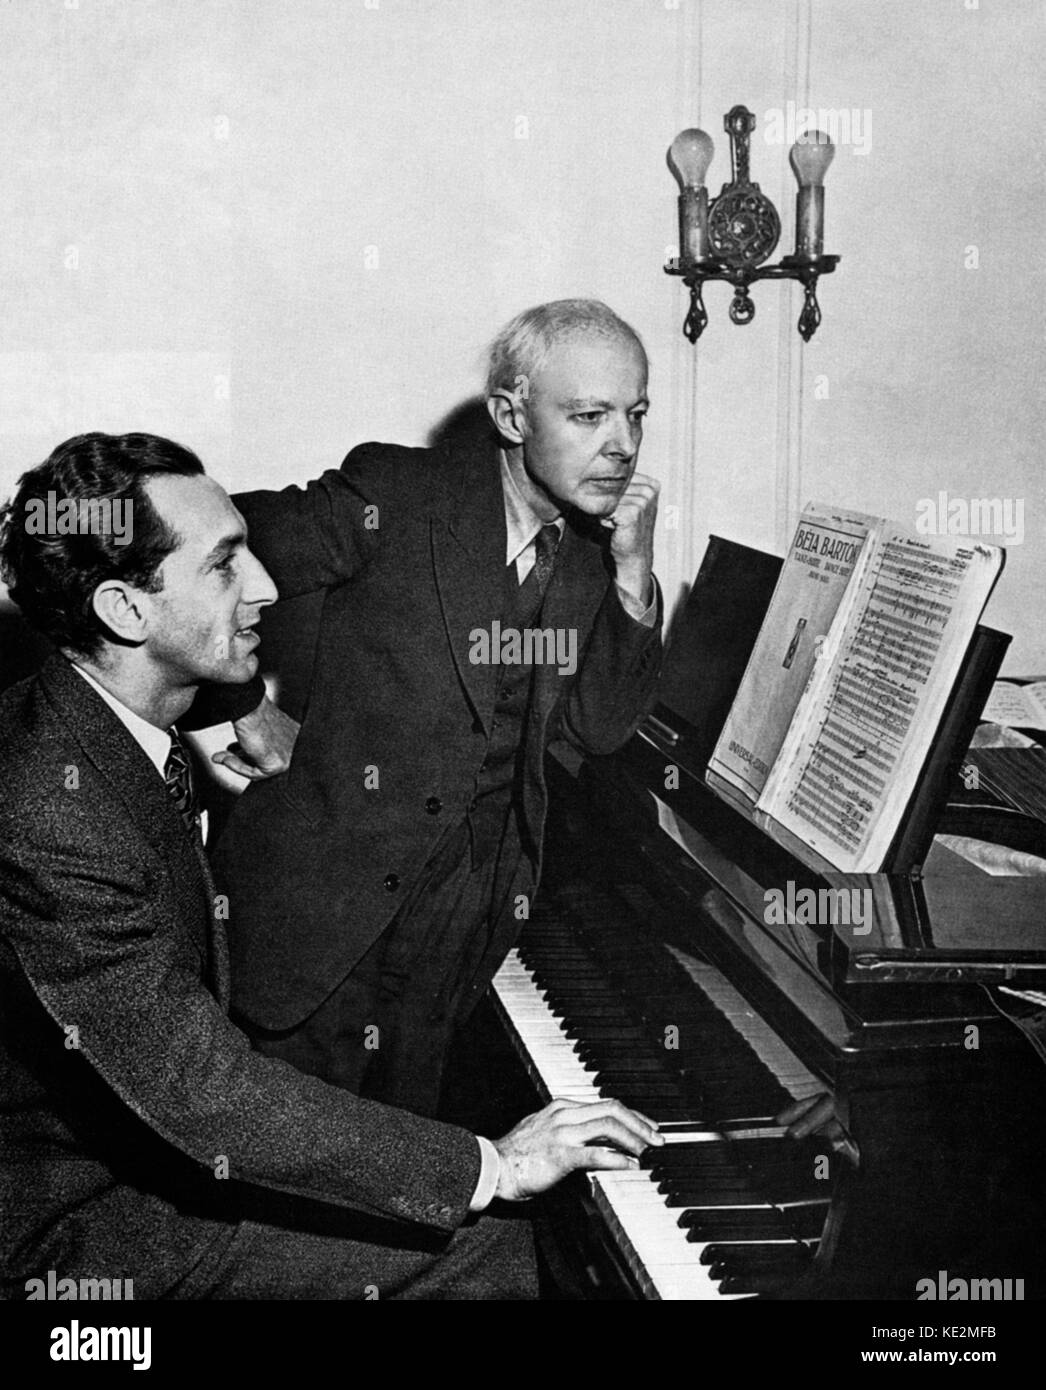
[707,503,1005,873]
[982,680,1046,732]
[999,984,1046,1009]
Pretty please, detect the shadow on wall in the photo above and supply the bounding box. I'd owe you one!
[427,396,493,451]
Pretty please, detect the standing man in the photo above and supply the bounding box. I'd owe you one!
[0,432,661,1300]
[204,299,663,1115]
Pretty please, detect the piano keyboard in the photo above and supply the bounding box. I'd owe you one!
[491,912,832,1301]
[664,945,824,1106]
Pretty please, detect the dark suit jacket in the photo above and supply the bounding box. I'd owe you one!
[0,655,480,1297]
[205,429,662,1030]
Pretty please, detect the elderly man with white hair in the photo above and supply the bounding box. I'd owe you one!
[201,299,664,1118]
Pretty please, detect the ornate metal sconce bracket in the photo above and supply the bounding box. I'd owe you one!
[667,253,840,343]
[665,104,840,343]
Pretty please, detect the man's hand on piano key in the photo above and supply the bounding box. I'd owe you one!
[492,1098,664,1202]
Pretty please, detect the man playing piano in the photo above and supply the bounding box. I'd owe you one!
[198,298,663,1117]
[0,431,663,1299]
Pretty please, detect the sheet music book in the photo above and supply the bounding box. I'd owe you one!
[707,503,1005,873]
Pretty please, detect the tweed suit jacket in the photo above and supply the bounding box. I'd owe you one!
[205,428,663,1030]
[0,655,480,1297]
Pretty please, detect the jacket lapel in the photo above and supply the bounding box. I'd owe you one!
[430,431,507,731]
[38,656,217,983]
[431,437,615,734]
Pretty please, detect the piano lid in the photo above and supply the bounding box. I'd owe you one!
[655,533,782,773]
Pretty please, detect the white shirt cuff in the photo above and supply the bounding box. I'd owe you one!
[615,580,658,628]
[469,1135,501,1212]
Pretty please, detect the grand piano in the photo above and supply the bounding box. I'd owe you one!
[484,537,1046,1300]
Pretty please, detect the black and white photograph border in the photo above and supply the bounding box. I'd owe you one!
[1,0,1044,1365]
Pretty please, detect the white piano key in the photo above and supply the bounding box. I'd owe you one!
[589,1172,750,1301]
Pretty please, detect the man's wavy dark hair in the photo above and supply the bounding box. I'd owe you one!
[0,432,204,659]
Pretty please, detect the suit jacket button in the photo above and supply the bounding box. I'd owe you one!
[383,873,400,892]
[425,796,442,815]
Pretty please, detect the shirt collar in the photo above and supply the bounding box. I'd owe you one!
[72,664,173,779]
[499,450,565,568]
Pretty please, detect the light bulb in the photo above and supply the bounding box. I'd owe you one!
[789,130,835,187]
[667,128,715,190]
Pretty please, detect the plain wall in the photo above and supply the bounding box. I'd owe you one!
[2,0,1043,671]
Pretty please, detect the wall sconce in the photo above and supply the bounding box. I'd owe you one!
[665,105,839,343]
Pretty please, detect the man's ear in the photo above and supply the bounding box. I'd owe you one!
[486,391,528,447]
[91,579,149,645]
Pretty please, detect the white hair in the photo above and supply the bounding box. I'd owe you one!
[486,299,646,400]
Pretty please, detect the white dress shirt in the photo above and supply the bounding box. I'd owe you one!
[499,452,657,625]
[72,664,173,777]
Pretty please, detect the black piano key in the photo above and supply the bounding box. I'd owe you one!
[662,1188,764,1207]
[716,1274,801,1296]
[566,1027,648,1042]
[701,1241,813,1269]
[685,1219,795,1242]
[677,1205,780,1229]
[579,1055,672,1074]
[645,1142,749,1164]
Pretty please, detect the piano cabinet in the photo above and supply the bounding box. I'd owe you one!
[473,744,1046,1301]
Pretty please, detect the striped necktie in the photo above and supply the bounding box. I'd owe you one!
[515,523,561,625]
[164,729,199,839]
